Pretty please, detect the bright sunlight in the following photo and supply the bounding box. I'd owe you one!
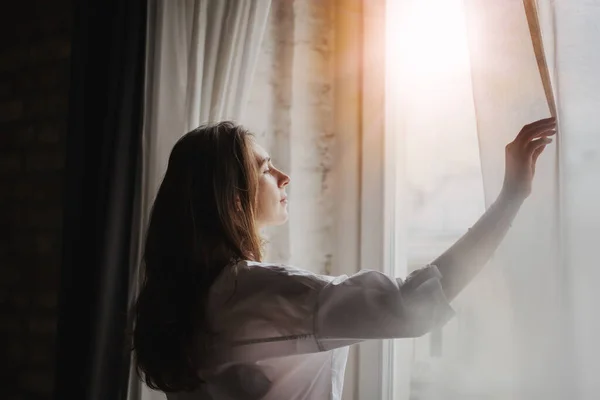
[387,0,472,79]
[386,0,481,191]
[386,1,488,397]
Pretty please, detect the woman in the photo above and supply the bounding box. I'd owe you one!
[133,118,556,400]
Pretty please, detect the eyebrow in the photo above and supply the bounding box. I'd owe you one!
[259,156,271,167]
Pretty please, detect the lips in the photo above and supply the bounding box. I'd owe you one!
[280,196,288,203]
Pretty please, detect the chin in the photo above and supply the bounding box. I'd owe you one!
[258,217,288,229]
[271,212,289,227]
[274,214,289,226]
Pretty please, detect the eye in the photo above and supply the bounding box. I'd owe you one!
[263,161,275,174]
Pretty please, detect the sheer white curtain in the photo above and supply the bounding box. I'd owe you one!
[143,0,272,200]
[385,0,600,399]
[128,1,271,400]
[463,0,599,399]
[463,0,567,398]
[546,1,600,398]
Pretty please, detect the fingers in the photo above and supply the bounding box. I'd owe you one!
[522,117,556,134]
[527,137,553,156]
[522,122,556,143]
[516,117,557,144]
[523,116,555,131]
[525,127,556,145]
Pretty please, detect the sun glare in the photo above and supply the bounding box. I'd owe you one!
[385,0,480,189]
[387,0,471,79]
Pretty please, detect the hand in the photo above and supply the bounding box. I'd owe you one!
[502,117,556,201]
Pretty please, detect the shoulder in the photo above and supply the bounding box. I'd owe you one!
[232,260,335,289]
[208,260,336,307]
[206,261,337,347]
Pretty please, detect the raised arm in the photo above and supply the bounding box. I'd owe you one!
[434,117,556,301]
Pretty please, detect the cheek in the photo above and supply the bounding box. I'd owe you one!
[256,177,288,226]
[257,178,279,209]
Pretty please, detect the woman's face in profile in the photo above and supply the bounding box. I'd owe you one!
[252,141,290,229]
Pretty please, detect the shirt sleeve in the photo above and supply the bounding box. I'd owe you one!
[314,265,455,351]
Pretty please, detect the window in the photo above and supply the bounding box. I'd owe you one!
[385,0,491,398]
[353,0,600,397]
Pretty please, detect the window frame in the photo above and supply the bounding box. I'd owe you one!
[332,0,412,399]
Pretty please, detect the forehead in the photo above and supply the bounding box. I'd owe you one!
[252,140,270,162]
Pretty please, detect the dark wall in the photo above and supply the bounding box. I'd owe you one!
[0,1,73,398]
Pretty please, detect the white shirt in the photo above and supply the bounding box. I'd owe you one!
[167,260,454,400]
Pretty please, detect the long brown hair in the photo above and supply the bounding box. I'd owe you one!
[132,121,263,392]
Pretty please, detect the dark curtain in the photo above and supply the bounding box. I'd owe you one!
[54,0,147,399]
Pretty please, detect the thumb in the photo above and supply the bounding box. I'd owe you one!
[532,144,547,164]
[531,144,546,175]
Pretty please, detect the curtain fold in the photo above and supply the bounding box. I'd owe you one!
[55,0,147,399]
[523,0,557,119]
[128,1,272,399]
[144,0,271,203]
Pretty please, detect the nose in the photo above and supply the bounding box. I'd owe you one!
[278,170,290,188]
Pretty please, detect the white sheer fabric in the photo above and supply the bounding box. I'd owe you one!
[549,1,600,398]
[462,0,600,398]
[463,0,566,398]
[143,0,271,200]
[390,1,598,398]
[130,2,272,400]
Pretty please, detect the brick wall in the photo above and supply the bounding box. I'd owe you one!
[0,1,73,399]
